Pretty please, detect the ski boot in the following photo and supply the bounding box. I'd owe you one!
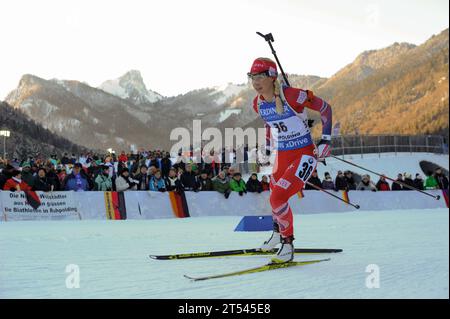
[260,223,281,252]
[270,235,294,264]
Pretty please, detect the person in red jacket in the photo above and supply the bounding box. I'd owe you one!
[3,170,32,192]
[249,57,332,263]
[118,151,128,164]
[261,175,270,191]
[376,175,391,191]
[3,169,41,209]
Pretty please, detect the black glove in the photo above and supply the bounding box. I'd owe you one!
[224,190,231,199]
[239,191,243,196]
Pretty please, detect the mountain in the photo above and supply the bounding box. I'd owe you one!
[3,28,448,152]
[310,28,449,137]
[286,74,327,90]
[0,101,89,160]
[99,70,163,104]
[209,83,247,106]
[4,74,243,151]
[5,74,168,150]
[315,42,417,100]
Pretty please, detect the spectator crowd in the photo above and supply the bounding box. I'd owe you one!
[0,150,270,199]
[305,168,449,192]
[0,150,448,200]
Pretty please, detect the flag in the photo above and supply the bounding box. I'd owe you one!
[169,190,190,218]
[25,190,41,210]
[442,189,449,208]
[104,192,127,220]
[341,190,350,204]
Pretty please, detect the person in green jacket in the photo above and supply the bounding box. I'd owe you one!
[94,165,113,191]
[212,171,231,199]
[424,171,439,190]
[229,172,247,196]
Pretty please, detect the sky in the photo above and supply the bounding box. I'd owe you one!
[0,0,448,99]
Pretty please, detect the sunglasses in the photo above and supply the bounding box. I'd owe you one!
[247,71,270,81]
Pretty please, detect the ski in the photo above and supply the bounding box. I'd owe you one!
[184,258,331,281]
[149,248,342,260]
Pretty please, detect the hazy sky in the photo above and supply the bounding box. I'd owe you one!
[0,0,448,99]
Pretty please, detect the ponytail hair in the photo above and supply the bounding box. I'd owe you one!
[274,79,284,115]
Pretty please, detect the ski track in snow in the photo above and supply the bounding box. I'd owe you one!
[0,209,448,299]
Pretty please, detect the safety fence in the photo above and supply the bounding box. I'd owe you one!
[331,135,448,158]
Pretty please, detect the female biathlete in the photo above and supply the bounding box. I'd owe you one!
[248,57,333,263]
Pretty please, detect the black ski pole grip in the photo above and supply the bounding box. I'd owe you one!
[256,32,274,42]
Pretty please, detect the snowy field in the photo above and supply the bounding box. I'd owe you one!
[1,208,448,299]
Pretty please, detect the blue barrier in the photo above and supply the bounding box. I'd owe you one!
[234,215,274,232]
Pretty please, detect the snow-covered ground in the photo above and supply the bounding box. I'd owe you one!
[1,208,448,299]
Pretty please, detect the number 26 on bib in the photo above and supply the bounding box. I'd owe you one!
[295,155,317,182]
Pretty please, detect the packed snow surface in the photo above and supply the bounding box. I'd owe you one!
[1,208,448,298]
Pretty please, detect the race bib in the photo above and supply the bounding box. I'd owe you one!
[295,155,317,182]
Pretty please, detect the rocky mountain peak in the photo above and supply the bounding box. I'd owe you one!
[99,70,163,104]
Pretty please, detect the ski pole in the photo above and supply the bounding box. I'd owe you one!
[256,31,315,130]
[330,155,441,200]
[256,32,290,86]
[305,181,360,209]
